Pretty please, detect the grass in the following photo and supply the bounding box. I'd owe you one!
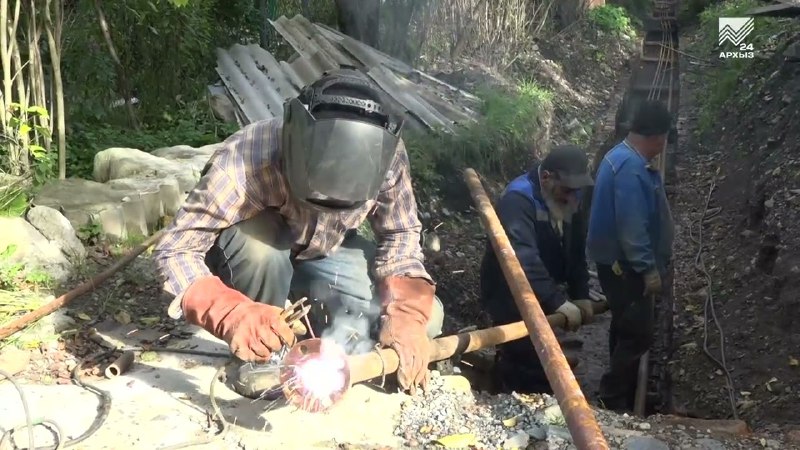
[691,0,796,134]
[404,81,553,198]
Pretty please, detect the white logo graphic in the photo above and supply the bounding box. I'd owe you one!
[719,17,754,46]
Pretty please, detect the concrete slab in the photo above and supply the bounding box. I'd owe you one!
[1,324,407,449]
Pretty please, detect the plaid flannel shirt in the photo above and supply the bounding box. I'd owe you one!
[153,118,432,299]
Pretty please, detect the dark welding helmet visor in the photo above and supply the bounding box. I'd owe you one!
[282,97,401,211]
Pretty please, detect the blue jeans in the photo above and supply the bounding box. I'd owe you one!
[204,209,444,353]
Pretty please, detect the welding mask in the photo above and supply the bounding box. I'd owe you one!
[282,69,404,212]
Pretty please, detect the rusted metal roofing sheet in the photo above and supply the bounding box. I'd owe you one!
[214,14,479,130]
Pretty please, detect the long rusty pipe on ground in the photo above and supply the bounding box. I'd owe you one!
[346,300,608,385]
[463,168,609,450]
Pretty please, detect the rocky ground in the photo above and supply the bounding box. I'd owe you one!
[667,27,800,436]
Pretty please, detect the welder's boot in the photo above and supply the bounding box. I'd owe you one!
[229,358,284,400]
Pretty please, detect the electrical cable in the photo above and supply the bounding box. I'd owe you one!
[0,346,230,449]
[688,179,739,420]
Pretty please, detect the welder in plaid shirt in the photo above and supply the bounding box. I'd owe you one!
[153,68,444,399]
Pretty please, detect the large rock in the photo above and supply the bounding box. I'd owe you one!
[26,205,86,262]
[0,217,72,282]
[93,145,220,192]
[32,144,219,240]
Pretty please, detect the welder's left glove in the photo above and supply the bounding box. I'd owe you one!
[377,276,435,395]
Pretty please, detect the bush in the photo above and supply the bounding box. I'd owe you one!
[404,82,553,198]
[586,5,637,37]
[66,100,238,178]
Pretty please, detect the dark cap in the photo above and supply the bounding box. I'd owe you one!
[630,100,673,137]
[540,144,594,189]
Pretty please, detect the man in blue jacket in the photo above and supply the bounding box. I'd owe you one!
[480,144,596,393]
[587,99,675,411]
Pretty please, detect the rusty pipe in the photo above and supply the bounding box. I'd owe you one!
[464,168,608,450]
[104,350,135,378]
[348,299,609,385]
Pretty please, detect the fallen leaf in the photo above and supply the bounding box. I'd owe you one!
[77,312,91,321]
[502,416,518,427]
[140,351,158,362]
[419,425,432,434]
[139,316,160,327]
[434,433,477,448]
[114,310,131,325]
[789,356,799,367]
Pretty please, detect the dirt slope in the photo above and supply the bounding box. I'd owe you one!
[670,31,800,431]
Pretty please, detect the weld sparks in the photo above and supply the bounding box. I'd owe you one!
[283,338,349,412]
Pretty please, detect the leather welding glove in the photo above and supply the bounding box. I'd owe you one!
[377,276,435,395]
[571,299,595,325]
[555,300,583,332]
[643,269,663,296]
[180,275,297,362]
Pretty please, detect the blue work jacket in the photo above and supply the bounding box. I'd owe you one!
[587,141,674,274]
[479,164,591,321]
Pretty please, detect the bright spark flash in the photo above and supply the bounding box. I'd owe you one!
[287,339,348,411]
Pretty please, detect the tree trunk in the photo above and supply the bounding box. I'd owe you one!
[45,0,66,179]
[334,0,380,48]
[93,0,138,129]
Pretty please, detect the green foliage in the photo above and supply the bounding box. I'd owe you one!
[405,82,553,196]
[1,103,57,183]
[586,5,636,37]
[692,0,794,134]
[0,178,29,218]
[67,100,238,178]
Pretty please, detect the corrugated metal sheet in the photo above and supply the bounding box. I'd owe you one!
[214,14,480,132]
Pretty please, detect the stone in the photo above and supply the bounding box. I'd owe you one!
[661,416,750,436]
[151,144,221,174]
[787,429,800,445]
[33,179,146,240]
[0,346,31,376]
[94,146,218,193]
[503,430,530,449]
[0,217,72,282]
[25,205,86,262]
[696,438,727,450]
[625,436,669,450]
[439,375,472,394]
[542,404,565,425]
[526,423,547,440]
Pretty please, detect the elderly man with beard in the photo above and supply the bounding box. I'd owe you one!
[479,144,595,394]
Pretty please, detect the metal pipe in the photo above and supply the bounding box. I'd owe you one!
[348,300,609,385]
[463,168,609,450]
[634,351,650,417]
[104,350,135,378]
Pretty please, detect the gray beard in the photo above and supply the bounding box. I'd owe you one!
[542,189,578,224]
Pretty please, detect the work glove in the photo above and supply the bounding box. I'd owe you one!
[643,269,662,296]
[571,299,595,325]
[180,276,297,362]
[555,300,583,332]
[377,276,435,395]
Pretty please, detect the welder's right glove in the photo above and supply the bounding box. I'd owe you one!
[643,269,663,296]
[377,276,435,395]
[555,300,583,332]
[179,275,297,362]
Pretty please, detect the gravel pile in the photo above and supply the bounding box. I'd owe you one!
[393,372,794,450]
[394,371,564,449]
